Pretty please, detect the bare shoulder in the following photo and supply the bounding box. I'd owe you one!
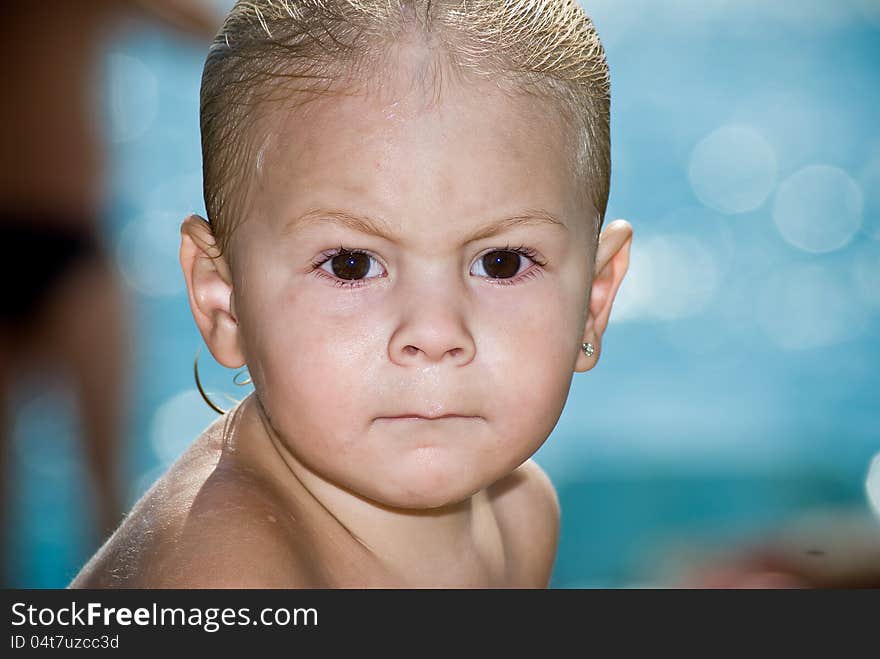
[147,460,318,588]
[70,423,316,589]
[487,459,561,587]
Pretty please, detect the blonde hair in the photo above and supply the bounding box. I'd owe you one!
[200,0,610,255]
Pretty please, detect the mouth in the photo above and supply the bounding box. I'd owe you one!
[376,414,479,421]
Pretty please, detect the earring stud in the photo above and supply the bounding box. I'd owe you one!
[582,342,595,357]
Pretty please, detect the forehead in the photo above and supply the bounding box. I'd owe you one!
[247,73,589,247]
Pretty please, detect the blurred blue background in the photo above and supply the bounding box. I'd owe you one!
[5,0,879,587]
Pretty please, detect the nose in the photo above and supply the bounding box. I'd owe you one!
[388,285,476,367]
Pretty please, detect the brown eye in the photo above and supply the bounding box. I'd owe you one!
[480,250,522,279]
[313,248,386,287]
[330,251,372,280]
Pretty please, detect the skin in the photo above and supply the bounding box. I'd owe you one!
[71,43,633,587]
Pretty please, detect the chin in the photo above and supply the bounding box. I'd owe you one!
[360,450,496,510]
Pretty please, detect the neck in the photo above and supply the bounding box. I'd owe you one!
[230,393,502,585]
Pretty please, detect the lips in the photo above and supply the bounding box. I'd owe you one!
[377,414,476,421]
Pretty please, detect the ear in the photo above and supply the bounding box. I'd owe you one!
[575,219,633,373]
[179,214,246,368]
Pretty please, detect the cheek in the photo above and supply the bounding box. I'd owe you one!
[478,284,580,434]
[239,282,387,434]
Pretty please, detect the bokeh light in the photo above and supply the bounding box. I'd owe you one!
[772,164,864,253]
[612,232,720,322]
[867,453,880,521]
[688,124,778,215]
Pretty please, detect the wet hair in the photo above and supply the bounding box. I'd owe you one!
[200,0,611,256]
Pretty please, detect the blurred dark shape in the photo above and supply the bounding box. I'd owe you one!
[0,0,220,587]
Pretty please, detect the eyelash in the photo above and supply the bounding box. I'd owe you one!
[308,243,548,289]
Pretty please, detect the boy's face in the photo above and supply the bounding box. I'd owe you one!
[225,72,596,508]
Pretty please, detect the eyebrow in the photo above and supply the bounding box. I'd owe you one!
[282,207,568,243]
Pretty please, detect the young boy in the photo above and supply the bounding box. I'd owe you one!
[71,0,632,588]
